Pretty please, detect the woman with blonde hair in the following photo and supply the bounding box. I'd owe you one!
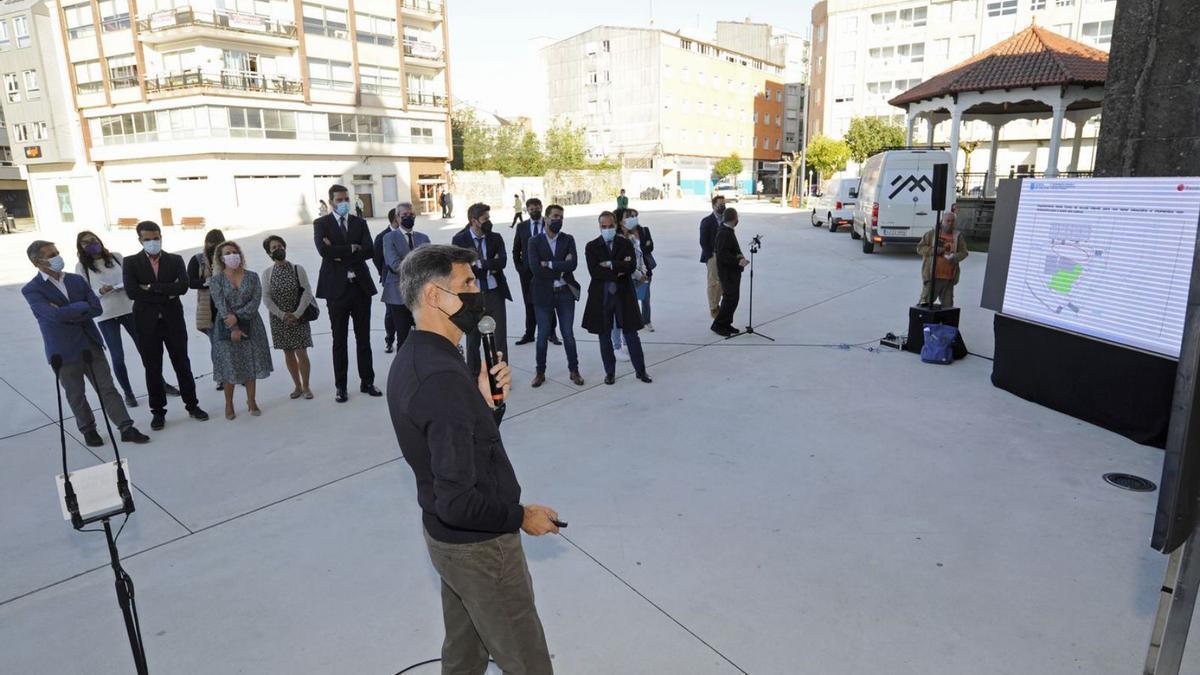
[209,240,273,419]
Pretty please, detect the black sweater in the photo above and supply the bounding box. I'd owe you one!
[387,330,523,543]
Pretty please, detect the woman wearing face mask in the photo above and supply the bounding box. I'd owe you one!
[209,241,273,419]
[74,231,141,407]
[188,229,227,390]
[261,235,314,400]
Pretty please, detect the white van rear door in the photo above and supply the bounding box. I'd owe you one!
[880,154,926,233]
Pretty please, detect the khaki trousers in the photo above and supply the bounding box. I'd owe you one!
[706,258,723,319]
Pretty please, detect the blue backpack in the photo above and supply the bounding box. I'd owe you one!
[921,323,958,365]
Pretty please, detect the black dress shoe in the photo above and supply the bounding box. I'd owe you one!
[385,343,394,354]
[361,384,383,397]
[83,429,105,447]
[150,412,166,430]
[548,335,562,345]
[124,392,139,408]
[120,427,150,444]
[336,388,349,403]
[604,374,615,385]
[637,372,653,384]
[163,382,181,397]
[187,406,209,421]
[515,335,534,345]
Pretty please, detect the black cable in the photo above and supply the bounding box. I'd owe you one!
[968,351,995,361]
[395,658,494,674]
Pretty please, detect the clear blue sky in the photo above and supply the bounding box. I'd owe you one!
[446,0,814,119]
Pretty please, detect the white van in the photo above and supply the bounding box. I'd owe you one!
[810,177,860,232]
[851,149,954,253]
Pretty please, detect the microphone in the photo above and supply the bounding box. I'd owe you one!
[476,316,505,406]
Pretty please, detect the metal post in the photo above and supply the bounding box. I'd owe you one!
[797,27,812,206]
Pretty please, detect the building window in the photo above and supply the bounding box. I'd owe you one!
[13,122,27,141]
[301,3,349,39]
[355,12,396,46]
[776,90,782,102]
[1030,0,1046,8]
[307,57,354,90]
[32,121,46,140]
[99,0,131,32]
[64,2,96,39]
[13,16,28,48]
[74,60,104,94]
[1081,20,1112,45]
[56,185,74,222]
[816,24,825,42]
[1056,0,1074,5]
[775,114,783,126]
[4,73,18,102]
[107,54,138,88]
[328,113,385,143]
[0,21,9,51]
[987,0,1018,15]
[359,64,401,96]
[1053,23,1073,38]
[22,69,38,100]
[602,39,610,52]
[410,126,434,142]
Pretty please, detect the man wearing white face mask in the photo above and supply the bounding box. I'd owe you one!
[22,240,150,446]
[124,221,209,430]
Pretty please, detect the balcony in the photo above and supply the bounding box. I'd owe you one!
[403,41,445,66]
[146,69,303,98]
[407,91,448,109]
[137,8,298,47]
[400,0,443,20]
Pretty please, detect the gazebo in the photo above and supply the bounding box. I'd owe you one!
[889,25,1108,197]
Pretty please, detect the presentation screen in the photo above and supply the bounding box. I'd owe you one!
[1002,177,1200,359]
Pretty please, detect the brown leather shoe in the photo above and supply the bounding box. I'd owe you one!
[570,371,585,386]
[531,373,546,388]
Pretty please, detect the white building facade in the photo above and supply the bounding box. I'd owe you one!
[809,0,1115,183]
[0,0,452,237]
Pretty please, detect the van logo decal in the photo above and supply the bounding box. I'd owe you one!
[888,174,932,200]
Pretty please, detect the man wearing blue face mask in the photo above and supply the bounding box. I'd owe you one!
[527,204,583,387]
[123,221,209,430]
[582,211,652,385]
[313,183,380,403]
[23,240,150,445]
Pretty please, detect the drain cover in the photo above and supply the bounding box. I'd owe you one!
[1103,473,1157,492]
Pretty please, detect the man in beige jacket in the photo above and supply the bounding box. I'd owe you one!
[917,211,969,308]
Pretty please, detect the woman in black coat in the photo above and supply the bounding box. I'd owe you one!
[581,213,652,384]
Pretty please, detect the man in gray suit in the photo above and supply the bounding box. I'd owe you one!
[382,201,431,350]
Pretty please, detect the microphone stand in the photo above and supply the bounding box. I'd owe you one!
[729,236,775,342]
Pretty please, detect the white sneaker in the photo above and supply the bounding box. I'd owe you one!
[644,322,655,332]
[614,347,631,361]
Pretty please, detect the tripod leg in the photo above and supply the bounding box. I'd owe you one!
[105,520,149,675]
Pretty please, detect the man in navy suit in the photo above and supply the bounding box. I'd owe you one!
[583,212,652,385]
[382,201,430,351]
[527,204,583,388]
[23,240,149,446]
[314,183,380,403]
[511,197,560,346]
[373,208,401,353]
[699,195,726,319]
[451,203,511,379]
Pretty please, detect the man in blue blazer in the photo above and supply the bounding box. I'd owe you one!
[699,194,726,319]
[451,203,512,379]
[22,240,149,446]
[382,201,430,352]
[373,208,401,353]
[526,204,584,388]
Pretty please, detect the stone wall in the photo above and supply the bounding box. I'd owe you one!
[449,171,505,209]
[544,169,622,207]
[1093,0,1200,176]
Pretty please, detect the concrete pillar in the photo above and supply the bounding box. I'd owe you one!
[986,122,1003,198]
[1046,100,1066,177]
[906,112,916,146]
[1067,115,1087,172]
[926,116,936,148]
[947,106,962,198]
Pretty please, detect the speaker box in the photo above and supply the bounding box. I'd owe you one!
[931,163,948,212]
[905,305,967,359]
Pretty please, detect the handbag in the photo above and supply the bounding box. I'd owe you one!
[291,264,320,322]
[194,254,214,332]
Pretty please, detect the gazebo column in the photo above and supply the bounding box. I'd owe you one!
[926,116,936,148]
[947,106,962,199]
[985,122,1005,198]
[1067,114,1088,173]
[1046,99,1066,178]
[906,111,917,146]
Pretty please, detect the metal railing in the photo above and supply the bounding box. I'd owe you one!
[957,170,1094,197]
[403,42,444,61]
[137,8,298,39]
[400,0,443,14]
[407,91,448,108]
[145,69,302,96]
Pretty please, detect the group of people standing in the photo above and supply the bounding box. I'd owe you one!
[699,194,750,337]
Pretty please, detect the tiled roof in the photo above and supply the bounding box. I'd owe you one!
[889,25,1108,107]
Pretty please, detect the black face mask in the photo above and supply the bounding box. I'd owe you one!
[715,204,726,214]
[546,219,563,234]
[528,210,542,221]
[400,215,416,229]
[270,248,287,262]
[478,220,493,234]
[437,287,486,334]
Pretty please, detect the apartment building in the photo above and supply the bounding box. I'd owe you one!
[714,20,808,154]
[541,26,784,196]
[808,0,1116,179]
[0,0,451,236]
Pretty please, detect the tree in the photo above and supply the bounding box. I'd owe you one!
[544,118,588,170]
[805,135,851,181]
[714,153,743,182]
[513,130,546,177]
[844,116,906,164]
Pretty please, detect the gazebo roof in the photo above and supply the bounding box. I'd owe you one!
[889,25,1108,107]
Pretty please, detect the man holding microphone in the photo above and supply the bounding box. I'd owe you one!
[387,244,558,674]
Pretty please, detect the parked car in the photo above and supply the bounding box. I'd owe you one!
[851,148,954,254]
[810,178,861,232]
[713,181,741,202]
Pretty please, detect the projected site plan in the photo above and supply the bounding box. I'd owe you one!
[1002,177,1200,358]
